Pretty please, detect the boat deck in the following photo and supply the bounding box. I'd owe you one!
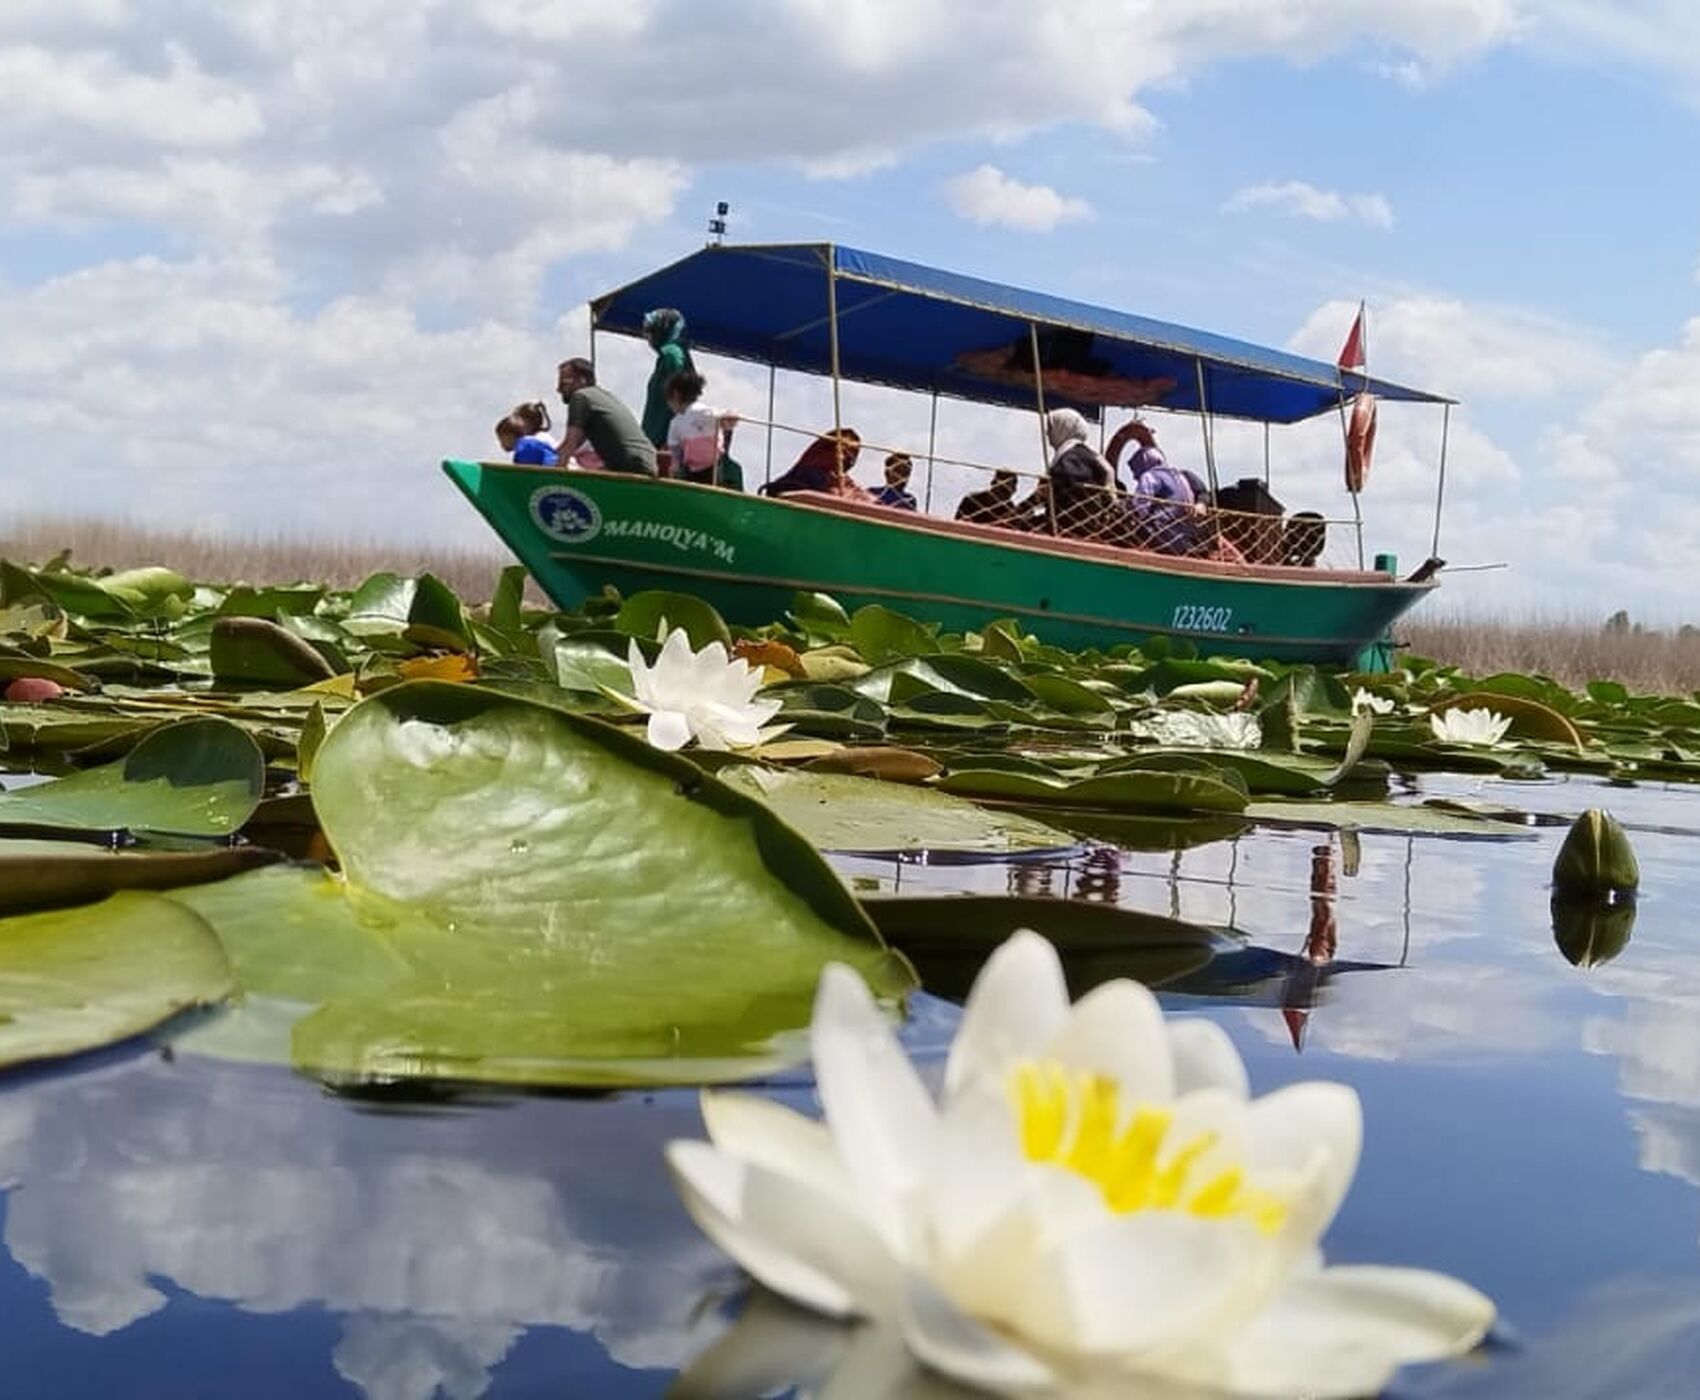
[781,490,1396,585]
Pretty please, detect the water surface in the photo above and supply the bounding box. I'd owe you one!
[5,770,1700,1396]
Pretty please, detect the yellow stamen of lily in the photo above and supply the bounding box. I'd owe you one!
[1009,1060,1289,1234]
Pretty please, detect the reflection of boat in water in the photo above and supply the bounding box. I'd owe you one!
[448,243,1456,665]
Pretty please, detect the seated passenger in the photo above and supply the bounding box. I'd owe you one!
[496,402,558,466]
[1283,511,1327,567]
[1112,416,1203,555]
[956,470,1023,527]
[664,370,743,491]
[873,453,919,510]
[762,429,868,500]
[1045,409,1122,540]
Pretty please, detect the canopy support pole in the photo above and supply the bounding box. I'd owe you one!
[924,389,939,512]
[1431,402,1451,559]
[1194,359,1221,499]
[1194,358,1223,551]
[1262,422,1271,486]
[764,364,776,486]
[1029,323,1056,534]
[588,322,597,377]
[827,248,844,466]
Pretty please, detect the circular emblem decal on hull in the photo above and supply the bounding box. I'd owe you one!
[529,485,602,545]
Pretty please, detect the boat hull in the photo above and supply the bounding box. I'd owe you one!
[444,461,1434,665]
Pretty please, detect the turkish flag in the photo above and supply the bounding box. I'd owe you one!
[1337,301,1367,373]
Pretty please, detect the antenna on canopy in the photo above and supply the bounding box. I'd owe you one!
[707,200,730,246]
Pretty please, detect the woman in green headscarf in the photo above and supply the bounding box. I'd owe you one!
[641,307,695,451]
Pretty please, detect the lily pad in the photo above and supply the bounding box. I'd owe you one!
[1243,798,1536,837]
[0,838,278,913]
[937,766,1250,815]
[0,717,265,837]
[718,766,1074,853]
[615,590,732,651]
[0,891,233,1069]
[209,616,338,686]
[261,683,913,1087]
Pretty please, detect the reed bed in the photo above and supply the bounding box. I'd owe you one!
[0,515,516,604]
[5,515,1694,693]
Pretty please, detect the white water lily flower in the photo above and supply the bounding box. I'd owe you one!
[1351,688,1394,717]
[623,626,783,751]
[667,933,1495,1398]
[1429,707,1512,747]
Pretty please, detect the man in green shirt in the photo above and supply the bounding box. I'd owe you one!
[555,358,657,476]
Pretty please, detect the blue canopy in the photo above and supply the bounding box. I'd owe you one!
[590,243,1451,425]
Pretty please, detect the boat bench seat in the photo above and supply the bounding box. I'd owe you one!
[783,492,1393,583]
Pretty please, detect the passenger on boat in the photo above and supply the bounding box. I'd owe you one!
[495,401,558,466]
[761,429,870,500]
[873,453,918,510]
[1045,409,1123,541]
[955,470,1022,527]
[640,308,695,455]
[1110,416,1203,555]
[555,358,657,476]
[664,370,743,491]
[1283,511,1327,567]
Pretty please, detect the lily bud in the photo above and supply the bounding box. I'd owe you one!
[1552,808,1639,896]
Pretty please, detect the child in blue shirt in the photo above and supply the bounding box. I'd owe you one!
[495,401,559,466]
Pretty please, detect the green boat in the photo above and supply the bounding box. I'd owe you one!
[448,243,1456,665]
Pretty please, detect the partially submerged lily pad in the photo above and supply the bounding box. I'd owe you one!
[0,891,233,1069]
[0,717,265,837]
[0,837,279,913]
[717,765,1075,853]
[179,682,914,1088]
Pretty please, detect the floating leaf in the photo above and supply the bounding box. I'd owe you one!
[0,891,233,1069]
[719,766,1073,853]
[615,590,732,651]
[396,652,480,683]
[938,766,1250,815]
[849,604,936,664]
[215,584,326,618]
[0,717,264,836]
[488,564,528,635]
[403,573,473,652]
[804,745,942,783]
[209,616,337,686]
[1244,798,1535,837]
[276,683,914,1086]
[787,590,851,641]
[0,838,278,913]
[0,657,93,692]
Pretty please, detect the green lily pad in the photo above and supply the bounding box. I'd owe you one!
[849,604,937,663]
[0,717,264,836]
[937,766,1250,815]
[718,766,1074,853]
[0,891,233,1069]
[209,616,338,686]
[0,838,278,913]
[221,683,916,1087]
[1243,798,1536,836]
[614,590,732,651]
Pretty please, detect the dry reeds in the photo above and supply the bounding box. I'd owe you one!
[1400,611,1700,695]
[0,515,517,604]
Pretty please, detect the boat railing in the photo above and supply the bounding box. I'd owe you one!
[734,416,1370,574]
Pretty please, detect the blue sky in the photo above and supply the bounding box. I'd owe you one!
[3,2,1698,617]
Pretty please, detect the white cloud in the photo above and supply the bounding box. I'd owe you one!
[941,164,1093,232]
[1223,180,1395,229]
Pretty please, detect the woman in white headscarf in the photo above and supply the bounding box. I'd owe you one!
[1044,408,1121,539]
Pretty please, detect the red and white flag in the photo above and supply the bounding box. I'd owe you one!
[1337,300,1367,373]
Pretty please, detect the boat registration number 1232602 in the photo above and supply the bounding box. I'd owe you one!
[1171,604,1234,632]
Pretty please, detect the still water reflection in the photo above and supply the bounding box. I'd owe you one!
[5,772,1700,1396]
